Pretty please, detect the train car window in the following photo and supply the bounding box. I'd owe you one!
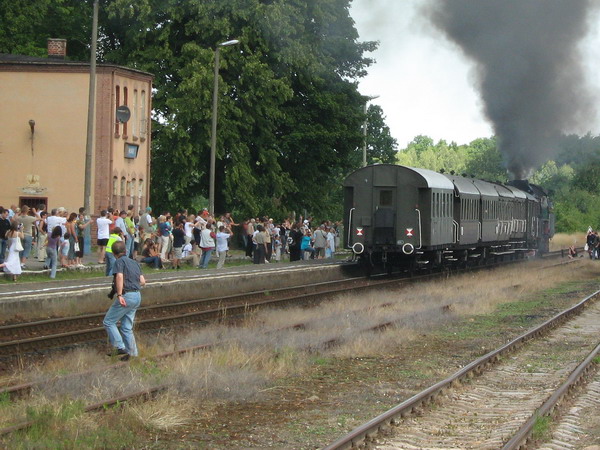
[441,193,445,217]
[379,190,392,207]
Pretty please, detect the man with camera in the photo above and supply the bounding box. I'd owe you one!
[103,240,145,361]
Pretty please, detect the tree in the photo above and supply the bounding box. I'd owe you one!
[361,104,398,165]
[463,137,506,181]
[1,0,377,221]
[101,0,377,219]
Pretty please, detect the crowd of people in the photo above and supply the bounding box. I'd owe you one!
[0,202,341,281]
[0,204,91,281]
[585,229,600,259]
[95,205,341,274]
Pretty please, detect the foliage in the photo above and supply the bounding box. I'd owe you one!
[397,135,504,181]
[0,0,92,58]
[363,104,398,165]
[100,0,378,219]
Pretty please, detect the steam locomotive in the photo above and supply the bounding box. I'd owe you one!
[343,164,554,272]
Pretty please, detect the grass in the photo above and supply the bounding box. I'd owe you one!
[532,414,552,441]
[0,253,261,285]
[4,401,138,449]
[550,232,586,251]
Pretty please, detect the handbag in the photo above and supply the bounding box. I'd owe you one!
[74,242,80,252]
[15,237,24,252]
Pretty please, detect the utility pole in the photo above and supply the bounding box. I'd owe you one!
[84,0,99,214]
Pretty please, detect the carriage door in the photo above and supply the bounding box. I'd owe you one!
[373,188,396,245]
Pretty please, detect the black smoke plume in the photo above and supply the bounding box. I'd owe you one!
[425,0,597,179]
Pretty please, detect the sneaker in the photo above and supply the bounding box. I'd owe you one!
[120,354,131,362]
[107,348,128,357]
[21,264,27,269]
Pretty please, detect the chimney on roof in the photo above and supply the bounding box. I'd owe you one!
[47,38,67,59]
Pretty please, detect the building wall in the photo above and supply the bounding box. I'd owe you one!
[95,69,152,215]
[0,71,88,211]
[0,64,152,216]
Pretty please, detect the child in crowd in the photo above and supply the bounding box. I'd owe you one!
[273,233,282,262]
[60,232,71,267]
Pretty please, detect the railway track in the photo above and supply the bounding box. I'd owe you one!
[0,276,385,358]
[324,288,600,449]
[0,250,576,359]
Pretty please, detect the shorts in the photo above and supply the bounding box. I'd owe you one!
[97,238,109,247]
[315,247,326,258]
[173,247,183,259]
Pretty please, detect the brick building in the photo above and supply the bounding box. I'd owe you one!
[0,39,153,215]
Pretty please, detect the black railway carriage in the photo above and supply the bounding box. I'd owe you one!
[344,164,554,271]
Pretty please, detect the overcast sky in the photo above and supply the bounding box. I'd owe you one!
[350,0,600,149]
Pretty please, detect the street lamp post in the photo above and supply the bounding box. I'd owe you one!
[84,0,99,215]
[362,95,380,167]
[209,39,240,215]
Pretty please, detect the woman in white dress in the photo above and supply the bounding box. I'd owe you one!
[4,222,23,281]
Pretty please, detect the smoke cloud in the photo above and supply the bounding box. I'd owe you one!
[425,0,598,178]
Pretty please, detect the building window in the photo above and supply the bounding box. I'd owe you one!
[133,89,138,138]
[138,179,145,207]
[115,85,120,135]
[131,178,137,210]
[140,90,147,140]
[112,176,118,196]
[123,86,128,137]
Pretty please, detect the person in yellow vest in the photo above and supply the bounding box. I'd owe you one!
[105,227,124,276]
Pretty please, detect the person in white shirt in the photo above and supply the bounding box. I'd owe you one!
[216,225,232,269]
[96,210,113,264]
[56,207,68,236]
[326,227,336,258]
[184,214,195,245]
[45,209,61,236]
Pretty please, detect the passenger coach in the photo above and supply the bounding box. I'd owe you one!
[343,164,554,271]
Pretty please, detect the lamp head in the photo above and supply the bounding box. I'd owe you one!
[219,39,240,47]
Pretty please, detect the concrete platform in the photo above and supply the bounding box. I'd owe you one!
[0,259,360,321]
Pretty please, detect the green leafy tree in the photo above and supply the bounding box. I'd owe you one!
[363,104,397,165]
[101,0,376,219]
[0,0,91,58]
[2,0,377,221]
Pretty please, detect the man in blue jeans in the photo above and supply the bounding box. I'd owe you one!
[103,241,145,361]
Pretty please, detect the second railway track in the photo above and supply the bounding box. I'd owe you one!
[325,287,600,449]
